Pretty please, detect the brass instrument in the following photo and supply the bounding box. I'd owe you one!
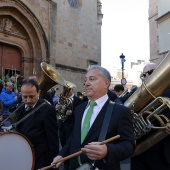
[77,91,85,99]
[57,81,76,122]
[124,52,170,156]
[118,88,128,97]
[38,62,66,96]
[38,62,76,121]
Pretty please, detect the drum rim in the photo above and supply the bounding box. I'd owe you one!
[0,131,35,170]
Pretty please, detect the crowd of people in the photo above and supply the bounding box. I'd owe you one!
[0,63,170,170]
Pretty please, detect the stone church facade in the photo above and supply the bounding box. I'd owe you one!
[0,0,103,91]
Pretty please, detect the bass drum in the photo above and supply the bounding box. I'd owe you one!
[0,132,35,170]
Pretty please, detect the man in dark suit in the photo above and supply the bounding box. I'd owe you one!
[57,87,83,169]
[58,87,83,147]
[131,63,170,170]
[15,79,59,170]
[52,65,135,170]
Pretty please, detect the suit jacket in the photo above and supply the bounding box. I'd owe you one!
[64,95,83,124]
[42,91,54,105]
[59,99,135,170]
[15,98,59,170]
[58,95,83,147]
[160,89,170,164]
[107,89,118,102]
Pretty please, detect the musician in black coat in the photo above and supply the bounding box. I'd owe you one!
[53,65,135,170]
[15,79,59,170]
[58,90,83,147]
[131,63,170,170]
[57,87,83,169]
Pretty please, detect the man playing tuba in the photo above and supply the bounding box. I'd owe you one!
[131,63,170,170]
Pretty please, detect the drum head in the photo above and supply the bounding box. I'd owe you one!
[0,132,34,170]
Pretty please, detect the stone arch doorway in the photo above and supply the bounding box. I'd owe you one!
[0,0,49,79]
[0,42,22,77]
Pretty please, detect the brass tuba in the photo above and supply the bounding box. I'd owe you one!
[38,62,66,96]
[124,52,170,156]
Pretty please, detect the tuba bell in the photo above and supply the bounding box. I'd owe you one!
[124,52,170,156]
[10,62,66,124]
[38,62,66,96]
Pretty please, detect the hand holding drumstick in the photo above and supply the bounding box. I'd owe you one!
[39,135,120,170]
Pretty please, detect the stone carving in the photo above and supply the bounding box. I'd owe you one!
[3,18,12,32]
[0,19,3,30]
[0,17,27,39]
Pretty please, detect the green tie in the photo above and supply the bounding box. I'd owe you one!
[25,106,32,111]
[81,101,96,143]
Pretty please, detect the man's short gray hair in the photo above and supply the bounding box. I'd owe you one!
[87,65,111,82]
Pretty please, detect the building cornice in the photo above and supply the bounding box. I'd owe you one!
[156,11,170,22]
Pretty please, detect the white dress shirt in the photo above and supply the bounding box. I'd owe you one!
[81,94,109,130]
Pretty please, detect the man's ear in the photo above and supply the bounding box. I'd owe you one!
[105,80,110,89]
[38,90,41,96]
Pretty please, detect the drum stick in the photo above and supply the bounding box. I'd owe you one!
[39,135,120,170]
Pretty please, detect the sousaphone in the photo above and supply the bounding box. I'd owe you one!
[124,52,170,156]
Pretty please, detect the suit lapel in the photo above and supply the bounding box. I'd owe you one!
[17,99,43,133]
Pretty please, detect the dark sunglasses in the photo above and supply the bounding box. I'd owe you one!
[142,69,154,78]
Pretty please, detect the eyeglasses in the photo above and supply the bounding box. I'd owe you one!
[142,69,154,78]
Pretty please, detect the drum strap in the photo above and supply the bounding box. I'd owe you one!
[0,103,24,127]
[98,101,115,142]
[12,102,45,129]
[92,101,115,168]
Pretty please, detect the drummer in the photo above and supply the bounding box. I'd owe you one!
[14,79,59,170]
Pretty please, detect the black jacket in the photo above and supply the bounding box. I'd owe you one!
[59,100,135,170]
[15,98,59,170]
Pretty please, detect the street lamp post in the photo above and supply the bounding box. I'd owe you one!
[119,53,126,79]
